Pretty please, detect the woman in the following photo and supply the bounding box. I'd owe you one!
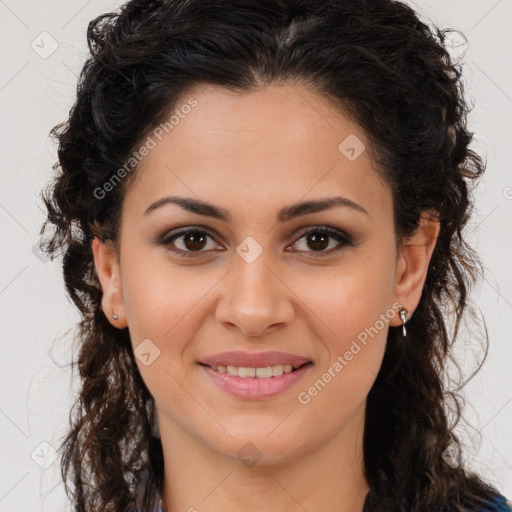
[40,0,511,511]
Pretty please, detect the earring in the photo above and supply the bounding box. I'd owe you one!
[112,310,119,320]
[399,307,408,337]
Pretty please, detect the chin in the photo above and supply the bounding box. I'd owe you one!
[206,426,313,469]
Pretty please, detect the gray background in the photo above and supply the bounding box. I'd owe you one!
[1,1,510,511]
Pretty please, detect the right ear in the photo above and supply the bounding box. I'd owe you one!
[91,236,127,328]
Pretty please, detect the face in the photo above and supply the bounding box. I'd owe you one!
[93,83,437,467]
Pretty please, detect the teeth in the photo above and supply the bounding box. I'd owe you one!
[256,366,272,378]
[212,363,301,378]
[239,366,255,378]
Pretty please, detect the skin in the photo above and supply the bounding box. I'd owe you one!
[92,83,439,512]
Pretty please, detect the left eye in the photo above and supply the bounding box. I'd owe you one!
[290,227,352,255]
[158,226,352,258]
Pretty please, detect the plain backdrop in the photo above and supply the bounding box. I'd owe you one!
[1,1,511,511]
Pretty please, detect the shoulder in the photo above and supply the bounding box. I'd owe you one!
[480,493,512,512]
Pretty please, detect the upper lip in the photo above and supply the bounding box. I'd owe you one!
[200,351,312,368]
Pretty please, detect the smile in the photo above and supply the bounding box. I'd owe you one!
[207,363,305,378]
[199,362,313,399]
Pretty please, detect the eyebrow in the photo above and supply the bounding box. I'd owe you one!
[144,195,369,222]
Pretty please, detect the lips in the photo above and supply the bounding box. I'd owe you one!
[199,350,312,368]
[200,361,313,399]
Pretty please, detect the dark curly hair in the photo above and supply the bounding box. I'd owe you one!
[39,0,507,511]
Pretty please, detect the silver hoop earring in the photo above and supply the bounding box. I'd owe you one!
[399,307,408,337]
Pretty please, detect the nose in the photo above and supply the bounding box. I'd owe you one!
[215,254,295,338]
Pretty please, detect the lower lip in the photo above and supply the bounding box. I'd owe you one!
[199,363,313,400]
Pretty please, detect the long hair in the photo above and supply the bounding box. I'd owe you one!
[40,1,505,510]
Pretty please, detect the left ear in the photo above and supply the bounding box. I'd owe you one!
[390,211,440,327]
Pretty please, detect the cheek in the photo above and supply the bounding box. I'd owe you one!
[119,247,233,385]
[298,292,389,424]
[119,255,207,418]
[295,250,395,407]
[120,249,211,342]
[303,248,396,347]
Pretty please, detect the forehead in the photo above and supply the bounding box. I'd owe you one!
[122,83,392,224]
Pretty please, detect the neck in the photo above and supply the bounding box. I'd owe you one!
[159,402,370,512]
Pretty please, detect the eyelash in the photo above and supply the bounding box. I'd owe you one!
[157,225,354,259]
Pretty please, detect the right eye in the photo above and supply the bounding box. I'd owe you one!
[158,228,223,258]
